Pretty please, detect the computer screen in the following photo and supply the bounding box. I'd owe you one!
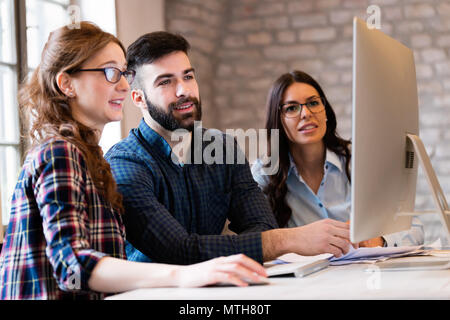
[350,17,420,243]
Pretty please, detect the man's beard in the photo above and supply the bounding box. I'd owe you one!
[145,94,202,132]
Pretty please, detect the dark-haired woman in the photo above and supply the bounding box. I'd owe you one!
[252,70,423,248]
[0,22,266,300]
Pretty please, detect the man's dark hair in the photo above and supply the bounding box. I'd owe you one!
[126,31,190,87]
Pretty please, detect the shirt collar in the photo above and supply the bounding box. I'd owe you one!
[288,148,344,177]
[326,149,344,173]
[287,153,298,177]
[138,119,173,158]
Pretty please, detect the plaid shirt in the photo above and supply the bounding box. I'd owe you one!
[0,140,126,300]
[105,119,277,265]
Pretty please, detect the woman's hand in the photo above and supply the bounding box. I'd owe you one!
[345,220,385,247]
[174,254,268,288]
[358,237,385,247]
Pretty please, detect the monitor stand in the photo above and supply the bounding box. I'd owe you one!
[378,134,450,271]
[395,134,450,242]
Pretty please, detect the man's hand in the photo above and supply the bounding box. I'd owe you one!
[262,218,352,261]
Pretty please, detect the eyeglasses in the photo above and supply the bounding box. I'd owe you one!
[70,67,136,85]
[279,97,325,118]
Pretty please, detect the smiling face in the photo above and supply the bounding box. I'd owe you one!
[136,51,201,131]
[68,42,129,131]
[280,82,327,148]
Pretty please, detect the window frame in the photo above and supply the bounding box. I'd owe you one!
[0,0,27,153]
[0,0,29,159]
[1,0,116,235]
[13,0,74,155]
[0,0,26,237]
[1,0,73,235]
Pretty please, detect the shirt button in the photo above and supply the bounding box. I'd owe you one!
[325,165,329,170]
[319,203,323,208]
[321,182,324,186]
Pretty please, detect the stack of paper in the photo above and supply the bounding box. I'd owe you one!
[328,245,423,265]
[265,246,424,277]
[273,245,423,265]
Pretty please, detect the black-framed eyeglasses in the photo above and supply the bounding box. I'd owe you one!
[279,97,325,118]
[70,67,136,85]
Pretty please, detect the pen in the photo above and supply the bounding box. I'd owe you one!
[294,259,330,278]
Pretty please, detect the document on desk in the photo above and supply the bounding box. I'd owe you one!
[265,245,424,276]
[329,245,423,265]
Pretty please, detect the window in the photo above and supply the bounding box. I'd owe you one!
[78,0,121,153]
[0,0,21,231]
[26,0,71,70]
[0,0,120,233]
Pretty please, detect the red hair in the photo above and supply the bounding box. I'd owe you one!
[19,21,125,213]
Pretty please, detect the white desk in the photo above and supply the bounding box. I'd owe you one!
[107,256,450,300]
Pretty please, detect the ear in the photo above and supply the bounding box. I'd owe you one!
[56,71,76,98]
[131,89,148,110]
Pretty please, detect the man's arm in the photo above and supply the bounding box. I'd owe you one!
[261,219,353,261]
[227,165,278,234]
[226,136,278,234]
[109,153,266,265]
[225,137,352,261]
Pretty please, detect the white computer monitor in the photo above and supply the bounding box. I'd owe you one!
[350,17,450,243]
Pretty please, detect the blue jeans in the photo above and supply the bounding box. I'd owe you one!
[125,240,153,263]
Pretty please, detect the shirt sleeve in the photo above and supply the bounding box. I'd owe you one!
[227,146,279,235]
[250,158,271,192]
[382,216,425,247]
[34,141,107,293]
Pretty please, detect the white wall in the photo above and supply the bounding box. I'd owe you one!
[78,0,121,153]
[115,0,165,137]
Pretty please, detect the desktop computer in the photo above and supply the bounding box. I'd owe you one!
[350,17,450,248]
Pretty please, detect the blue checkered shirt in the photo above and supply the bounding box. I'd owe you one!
[105,119,277,265]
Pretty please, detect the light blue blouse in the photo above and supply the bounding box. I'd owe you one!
[251,149,424,247]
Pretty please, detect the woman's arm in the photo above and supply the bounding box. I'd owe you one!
[36,141,267,294]
[88,254,268,293]
[35,141,111,292]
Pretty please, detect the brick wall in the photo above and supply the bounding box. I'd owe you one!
[166,0,228,126]
[166,0,450,245]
